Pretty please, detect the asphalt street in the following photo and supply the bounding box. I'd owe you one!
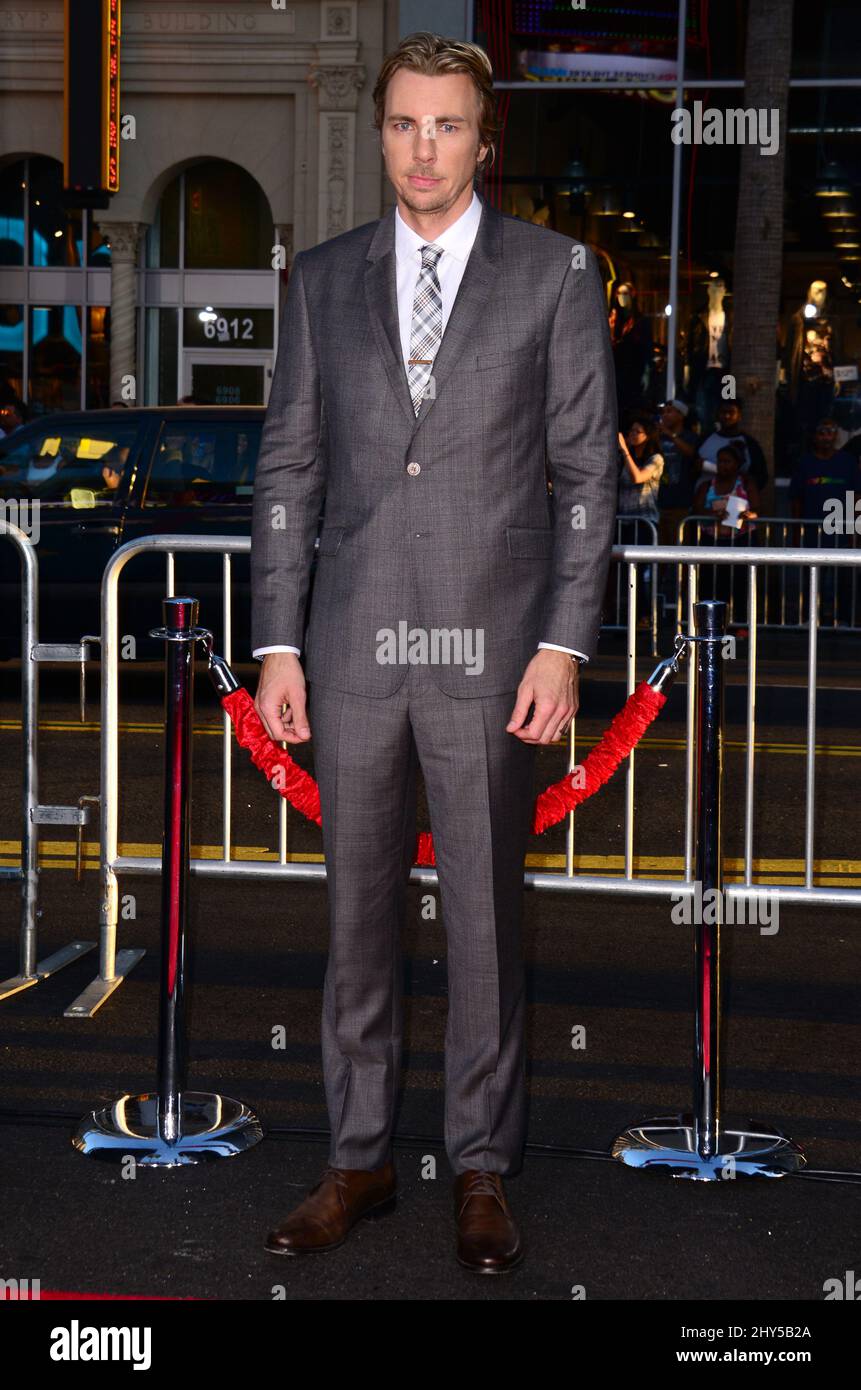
[1,626,859,1302]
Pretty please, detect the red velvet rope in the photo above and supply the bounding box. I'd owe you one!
[221,681,667,867]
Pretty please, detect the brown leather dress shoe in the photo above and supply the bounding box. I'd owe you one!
[264,1161,397,1255]
[454,1170,523,1273]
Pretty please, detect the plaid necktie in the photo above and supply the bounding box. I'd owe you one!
[407,243,444,415]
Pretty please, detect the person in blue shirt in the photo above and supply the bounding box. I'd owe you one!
[788,418,861,622]
[789,419,861,526]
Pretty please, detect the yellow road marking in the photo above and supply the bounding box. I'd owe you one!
[2,842,860,872]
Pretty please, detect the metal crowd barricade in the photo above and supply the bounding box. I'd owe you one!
[64,535,861,1018]
[0,521,95,1001]
[676,515,861,633]
[604,514,659,655]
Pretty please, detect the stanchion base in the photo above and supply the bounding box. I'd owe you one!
[611,1113,805,1181]
[72,1091,264,1166]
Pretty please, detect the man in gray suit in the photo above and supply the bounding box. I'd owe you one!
[251,32,618,1273]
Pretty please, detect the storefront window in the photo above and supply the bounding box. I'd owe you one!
[499,88,677,414]
[87,222,112,267]
[86,306,111,409]
[781,87,861,465]
[474,0,861,482]
[147,162,271,271]
[144,307,179,406]
[0,303,24,408]
[147,174,179,269]
[184,161,270,270]
[29,305,82,414]
[28,156,83,269]
[142,162,275,405]
[792,0,861,80]
[0,157,118,412]
[0,161,25,266]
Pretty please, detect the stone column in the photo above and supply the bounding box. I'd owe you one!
[94,220,147,405]
[308,65,366,242]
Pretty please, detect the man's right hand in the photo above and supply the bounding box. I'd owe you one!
[254,652,311,744]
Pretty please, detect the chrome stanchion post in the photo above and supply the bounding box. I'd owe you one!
[693,597,722,1160]
[73,597,263,1165]
[612,598,805,1179]
[155,595,195,1146]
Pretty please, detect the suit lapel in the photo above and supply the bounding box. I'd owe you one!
[363,191,504,434]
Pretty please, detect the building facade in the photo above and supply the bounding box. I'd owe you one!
[0,0,432,410]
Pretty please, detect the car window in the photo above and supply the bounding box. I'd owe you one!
[143,422,260,507]
[0,424,138,506]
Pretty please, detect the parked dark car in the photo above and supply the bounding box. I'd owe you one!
[0,406,305,663]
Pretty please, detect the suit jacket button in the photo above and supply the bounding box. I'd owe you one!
[406,461,421,476]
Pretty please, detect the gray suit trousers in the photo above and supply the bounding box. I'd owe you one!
[307,660,538,1176]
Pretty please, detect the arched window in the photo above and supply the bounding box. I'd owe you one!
[143,161,276,406]
[147,161,271,270]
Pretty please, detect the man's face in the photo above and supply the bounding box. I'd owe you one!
[662,405,683,431]
[380,69,488,216]
[814,422,837,450]
[719,403,741,431]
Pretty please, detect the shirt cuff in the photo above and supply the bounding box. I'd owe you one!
[252,645,301,660]
[538,642,588,663]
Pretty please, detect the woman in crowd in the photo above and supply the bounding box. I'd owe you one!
[614,416,665,627]
[691,441,759,634]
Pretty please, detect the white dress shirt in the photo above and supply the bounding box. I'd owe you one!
[253,188,586,664]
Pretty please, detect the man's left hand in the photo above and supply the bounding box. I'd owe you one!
[506,649,579,744]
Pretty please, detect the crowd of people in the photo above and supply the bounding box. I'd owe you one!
[614,395,861,542]
[3,383,860,549]
[603,395,861,634]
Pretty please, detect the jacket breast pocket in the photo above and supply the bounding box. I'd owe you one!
[316,525,346,556]
[506,525,554,559]
[473,339,539,372]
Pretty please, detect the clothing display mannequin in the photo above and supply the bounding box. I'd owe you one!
[608,280,652,413]
[783,279,839,437]
[685,278,732,431]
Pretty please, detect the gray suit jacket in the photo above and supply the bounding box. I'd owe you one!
[250,190,619,698]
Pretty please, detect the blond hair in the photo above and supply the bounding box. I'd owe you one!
[371,32,500,176]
